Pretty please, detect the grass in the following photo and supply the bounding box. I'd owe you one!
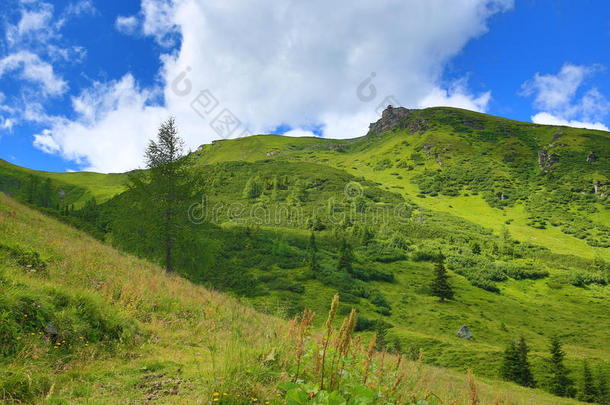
[0,193,590,404]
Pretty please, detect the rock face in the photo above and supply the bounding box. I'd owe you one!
[456,325,473,340]
[538,150,559,170]
[368,105,425,135]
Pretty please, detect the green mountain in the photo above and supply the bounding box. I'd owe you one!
[1,106,609,403]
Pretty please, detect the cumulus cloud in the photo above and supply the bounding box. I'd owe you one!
[0,0,97,134]
[418,78,491,112]
[531,112,608,131]
[115,16,139,35]
[521,63,610,130]
[33,0,513,172]
[0,51,67,96]
[282,128,318,138]
[33,75,167,172]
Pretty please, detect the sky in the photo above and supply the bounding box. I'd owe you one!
[0,0,609,173]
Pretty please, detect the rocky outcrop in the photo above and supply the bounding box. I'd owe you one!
[587,151,598,163]
[367,105,427,135]
[456,325,473,340]
[538,150,559,171]
[266,150,280,157]
[593,180,607,198]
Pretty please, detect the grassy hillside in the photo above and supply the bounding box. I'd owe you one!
[1,107,609,403]
[0,158,126,206]
[0,193,588,404]
[192,107,609,260]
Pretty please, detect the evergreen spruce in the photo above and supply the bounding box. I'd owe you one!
[308,231,319,274]
[500,337,535,387]
[548,336,575,397]
[501,340,521,383]
[430,253,454,302]
[578,359,597,402]
[40,178,54,208]
[597,366,609,405]
[336,238,353,274]
[517,337,535,387]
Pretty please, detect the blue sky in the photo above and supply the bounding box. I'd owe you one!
[0,0,609,173]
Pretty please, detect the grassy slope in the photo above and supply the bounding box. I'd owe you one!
[193,108,609,260]
[0,193,586,404]
[0,159,127,205]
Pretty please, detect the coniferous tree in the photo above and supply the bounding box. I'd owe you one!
[119,117,192,273]
[597,366,609,405]
[548,336,575,397]
[517,337,536,387]
[145,117,191,272]
[40,178,54,208]
[578,360,597,403]
[500,337,535,387]
[501,340,521,383]
[308,231,319,274]
[430,253,454,302]
[25,174,40,204]
[336,238,353,274]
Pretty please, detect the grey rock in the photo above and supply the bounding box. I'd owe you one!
[456,325,473,340]
[368,105,426,135]
[538,150,559,170]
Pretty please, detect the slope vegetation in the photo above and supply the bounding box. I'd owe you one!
[0,194,586,404]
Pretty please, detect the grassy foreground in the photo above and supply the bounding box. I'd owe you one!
[0,193,586,404]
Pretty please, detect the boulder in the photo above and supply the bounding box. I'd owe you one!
[456,325,473,340]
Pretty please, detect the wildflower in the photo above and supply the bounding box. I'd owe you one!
[213,399,219,402]
[213,393,220,397]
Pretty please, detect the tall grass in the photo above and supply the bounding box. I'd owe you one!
[0,194,585,404]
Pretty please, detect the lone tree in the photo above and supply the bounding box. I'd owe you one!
[145,117,191,272]
[501,337,535,387]
[430,253,454,302]
[548,336,575,398]
[120,117,192,273]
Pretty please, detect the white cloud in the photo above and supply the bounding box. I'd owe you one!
[522,63,610,131]
[418,78,491,112]
[17,4,54,35]
[141,0,178,46]
[282,128,317,138]
[531,112,608,131]
[34,75,167,172]
[0,51,67,96]
[34,0,513,172]
[115,16,139,35]
[64,0,97,18]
